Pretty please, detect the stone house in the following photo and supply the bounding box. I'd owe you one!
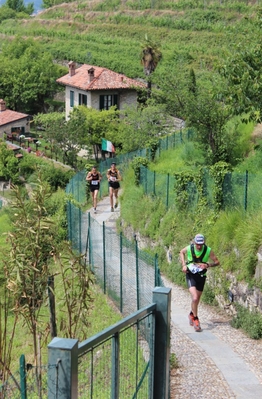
[0,99,30,137]
[56,62,146,119]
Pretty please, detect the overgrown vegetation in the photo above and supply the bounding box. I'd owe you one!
[0,0,262,371]
[119,124,262,339]
[231,304,262,340]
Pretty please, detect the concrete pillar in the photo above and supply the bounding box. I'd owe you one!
[153,286,171,399]
[48,337,78,399]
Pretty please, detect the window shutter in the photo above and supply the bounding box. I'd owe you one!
[113,95,118,108]
[100,95,104,110]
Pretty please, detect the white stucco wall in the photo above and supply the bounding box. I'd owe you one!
[65,86,138,118]
[65,86,92,119]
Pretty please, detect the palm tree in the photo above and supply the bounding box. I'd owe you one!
[140,36,162,97]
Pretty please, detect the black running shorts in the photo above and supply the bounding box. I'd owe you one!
[90,183,100,192]
[109,181,120,190]
[186,271,206,292]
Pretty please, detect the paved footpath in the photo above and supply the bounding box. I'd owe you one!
[91,196,262,399]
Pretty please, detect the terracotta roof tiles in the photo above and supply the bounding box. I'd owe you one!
[56,64,146,91]
[0,109,29,127]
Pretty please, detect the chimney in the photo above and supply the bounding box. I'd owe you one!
[0,99,6,112]
[88,67,95,82]
[68,61,76,77]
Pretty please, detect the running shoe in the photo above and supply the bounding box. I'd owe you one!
[188,311,194,326]
[94,208,97,214]
[193,316,202,332]
[114,201,118,209]
[111,207,114,212]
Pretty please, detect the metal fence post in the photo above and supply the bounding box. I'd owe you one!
[67,201,72,242]
[111,332,120,399]
[78,206,82,254]
[48,337,78,399]
[152,287,171,399]
[145,168,148,195]
[77,174,80,202]
[166,173,170,209]
[103,221,106,294]
[88,213,92,267]
[120,232,123,313]
[244,170,248,211]
[136,239,140,311]
[20,354,27,399]
[154,254,158,287]
[153,171,156,196]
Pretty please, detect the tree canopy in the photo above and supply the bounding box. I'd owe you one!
[0,37,66,114]
[6,0,34,14]
[219,43,262,123]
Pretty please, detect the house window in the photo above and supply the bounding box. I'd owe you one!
[70,91,74,107]
[99,95,118,110]
[79,94,87,106]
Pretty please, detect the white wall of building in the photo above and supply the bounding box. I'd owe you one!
[65,86,138,119]
[0,118,29,137]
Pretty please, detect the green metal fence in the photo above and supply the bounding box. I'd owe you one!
[47,287,171,399]
[77,307,155,399]
[67,201,163,315]
[65,130,194,204]
[0,355,49,398]
[65,134,191,314]
[139,166,262,213]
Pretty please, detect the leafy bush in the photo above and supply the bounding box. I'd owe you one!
[19,153,40,178]
[46,188,68,242]
[41,166,74,191]
[0,5,16,22]
[130,157,149,186]
[231,304,262,339]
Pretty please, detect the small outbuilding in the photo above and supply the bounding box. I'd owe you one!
[0,99,31,138]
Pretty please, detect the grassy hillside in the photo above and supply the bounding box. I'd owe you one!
[0,0,260,80]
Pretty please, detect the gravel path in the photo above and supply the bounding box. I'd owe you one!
[89,197,262,398]
[162,276,262,399]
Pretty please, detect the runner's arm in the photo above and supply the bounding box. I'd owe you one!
[206,250,220,268]
[180,247,188,273]
[116,170,122,181]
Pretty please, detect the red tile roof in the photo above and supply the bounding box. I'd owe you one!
[56,64,146,91]
[0,109,29,127]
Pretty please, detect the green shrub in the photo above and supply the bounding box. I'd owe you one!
[231,304,262,339]
[170,353,179,369]
[130,157,149,186]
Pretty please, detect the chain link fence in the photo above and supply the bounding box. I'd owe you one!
[66,130,193,205]
[0,355,49,398]
[139,166,260,213]
[67,203,163,316]
[77,310,155,399]
[66,129,260,214]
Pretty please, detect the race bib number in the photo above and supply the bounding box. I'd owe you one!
[110,176,116,181]
[187,264,204,274]
[91,181,99,185]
